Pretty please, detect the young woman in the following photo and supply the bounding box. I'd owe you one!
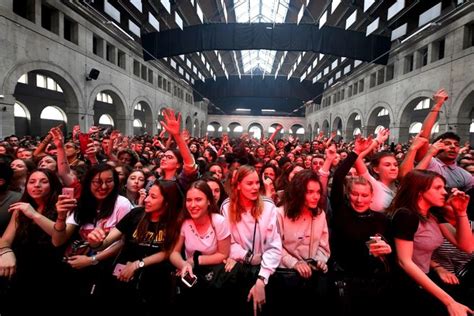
[273,169,330,314]
[221,165,282,316]
[202,175,228,209]
[52,164,132,306]
[387,170,473,316]
[354,129,397,212]
[170,180,231,315]
[124,169,146,207]
[0,169,66,314]
[329,137,393,316]
[86,180,182,315]
[37,155,57,172]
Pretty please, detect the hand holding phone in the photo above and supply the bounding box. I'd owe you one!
[181,271,197,287]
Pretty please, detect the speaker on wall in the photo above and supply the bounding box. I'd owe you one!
[86,68,100,81]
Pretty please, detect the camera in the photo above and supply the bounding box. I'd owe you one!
[181,271,197,287]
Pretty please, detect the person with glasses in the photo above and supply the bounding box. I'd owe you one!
[149,108,198,199]
[51,164,132,311]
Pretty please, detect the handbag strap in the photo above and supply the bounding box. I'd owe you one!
[251,220,257,254]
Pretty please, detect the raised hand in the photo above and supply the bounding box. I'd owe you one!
[446,189,470,216]
[376,128,390,144]
[160,108,181,137]
[410,132,429,151]
[427,139,447,157]
[433,88,448,104]
[88,126,100,135]
[55,195,77,217]
[49,126,64,148]
[72,125,81,141]
[325,144,337,161]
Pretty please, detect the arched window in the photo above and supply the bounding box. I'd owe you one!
[296,127,305,134]
[207,125,216,132]
[353,127,362,136]
[233,125,243,132]
[354,114,361,120]
[134,103,142,111]
[414,99,430,110]
[14,103,28,118]
[218,126,223,132]
[470,120,474,133]
[268,126,284,133]
[96,92,113,104]
[432,122,440,134]
[377,108,388,117]
[133,119,143,127]
[40,106,66,122]
[409,122,422,134]
[249,126,262,139]
[99,114,114,126]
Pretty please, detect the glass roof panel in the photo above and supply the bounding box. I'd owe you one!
[234,0,290,73]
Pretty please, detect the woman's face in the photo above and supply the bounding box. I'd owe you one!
[27,171,51,201]
[207,180,221,204]
[420,177,447,208]
[39,156,57,171]
[0,145,6,155]
[374,156,399,182]
[237,171,260,202]
[305,180,321,210]
[189,143,198,153]
[160,150,179,171]
[90,170,115,201]
[209,165,223,180]
[186,187,209,220]
[11,159,27,175]
[144,185,164,213]
[126,171,145,193]
[349,183,373,212]
[115,166,126,183]
[263,167,276,181]
[64,142,78,158]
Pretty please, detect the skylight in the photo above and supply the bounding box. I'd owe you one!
[233,0,290,74]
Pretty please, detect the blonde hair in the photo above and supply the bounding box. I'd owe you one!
[229,165,263,223]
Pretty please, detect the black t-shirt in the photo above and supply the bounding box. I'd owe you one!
[390,208,420,241]
[115,207,173,294]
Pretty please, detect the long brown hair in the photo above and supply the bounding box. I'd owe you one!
[387,170,445,221]
[229,165,263,223]
[135,180,182,251]
[284,169,323,220]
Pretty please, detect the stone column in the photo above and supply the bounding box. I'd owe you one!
[0,96,15,139]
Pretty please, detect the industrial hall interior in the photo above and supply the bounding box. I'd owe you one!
[0,0,473,143]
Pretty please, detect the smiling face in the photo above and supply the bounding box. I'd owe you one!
[186,187,209,220]
[90,170,115,201]
[237,171,260,202]
[373,156,399,183]
[27,171,51,202]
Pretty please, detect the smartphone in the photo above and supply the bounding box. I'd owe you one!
[181,271,197,288]
[365,235,382,249]
[78,133,90,155]
[62,187,74,199]
[113,263,126,277]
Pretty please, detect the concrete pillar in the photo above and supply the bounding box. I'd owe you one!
[116,115,133,136]
[0,97,15,139]
[0,0,13,10]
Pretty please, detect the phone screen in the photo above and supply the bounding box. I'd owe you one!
[79,133,90,154]
[181,272,197,287]
[62,187,74,199]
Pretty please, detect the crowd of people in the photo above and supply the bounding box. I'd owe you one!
[0,91,473,316]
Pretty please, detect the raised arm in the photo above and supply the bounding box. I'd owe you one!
[50,127,76,186]
[416,89,448,160]
[160,108,197,175]
[398,133,428,178]
[268,124,283,144]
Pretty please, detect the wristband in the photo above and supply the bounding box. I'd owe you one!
[0,250,13,257]
[257,275,267,285]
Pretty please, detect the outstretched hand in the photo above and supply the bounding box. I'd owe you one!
[160,108,181,137]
